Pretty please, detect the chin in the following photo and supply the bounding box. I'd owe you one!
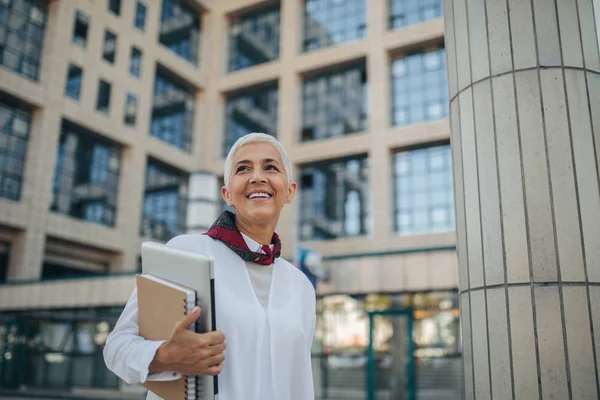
[245,207,280,223]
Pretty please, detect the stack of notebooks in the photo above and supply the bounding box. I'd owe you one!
[137,273,205,400]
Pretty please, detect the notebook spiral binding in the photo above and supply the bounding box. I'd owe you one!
[194,296,202,400]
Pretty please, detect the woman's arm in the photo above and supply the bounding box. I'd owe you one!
[103,289,180,384]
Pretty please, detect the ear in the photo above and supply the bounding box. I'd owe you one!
[285,181,297,204]
[221,186,233,206]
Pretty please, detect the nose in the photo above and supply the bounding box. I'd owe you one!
[250,168,267,183]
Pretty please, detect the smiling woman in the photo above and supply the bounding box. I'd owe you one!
[221,138,297,244]
[104,133,317,400]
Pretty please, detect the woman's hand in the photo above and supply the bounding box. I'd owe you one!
[149,306,226,376]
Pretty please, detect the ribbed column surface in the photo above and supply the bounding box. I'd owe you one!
[444,0,600,399]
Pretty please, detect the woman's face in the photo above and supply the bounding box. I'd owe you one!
[222,142,296,225]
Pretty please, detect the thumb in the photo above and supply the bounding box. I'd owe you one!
[176,306,200,331]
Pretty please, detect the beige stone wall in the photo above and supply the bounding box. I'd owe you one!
[0,0,456,309]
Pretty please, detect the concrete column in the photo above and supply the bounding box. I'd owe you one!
[366,0,393,239]
[276,0,301,259]
[445,0,600,399]
[186,171,219,234]
[8,0,74,280]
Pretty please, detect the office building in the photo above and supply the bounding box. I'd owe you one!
[0,1,460,398]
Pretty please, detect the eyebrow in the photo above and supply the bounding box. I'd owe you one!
[235,158,281,166]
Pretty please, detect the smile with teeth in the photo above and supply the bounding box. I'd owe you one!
[247,192,272,199]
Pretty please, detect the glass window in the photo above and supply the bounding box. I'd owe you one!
[65,64,83,100]
[391,46,448,127]
[302,63,367,141]
[224,84,278,156]
[159,0,201,65]
[51,122,121,227]
[129,47,142,77]
[299,156,370,241]
[0,102,31,201]
[96,79,111,114]
[72,11,88,47]
[303,0,366,52]
[140,158,188,241]
[123,93,137,126]
[134,1,147,30]
[150,71,195,151]
[102,30,117,64]
[108,0,121,16]
[314,291,462,397]
[228,6,280,72]
[9,309,122,390]
[0,0,47,80]
[390,0,443,29]
[394,144,454,234]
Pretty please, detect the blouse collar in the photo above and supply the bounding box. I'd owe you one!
[240,232,275,255]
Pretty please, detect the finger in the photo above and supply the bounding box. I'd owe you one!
[206,361,224,376]
[208,341,226,356]
[208,353,225,366]
[199,352,225,368]
[207,341,226,356]
[175,306,200,331]
[203,330,226,344]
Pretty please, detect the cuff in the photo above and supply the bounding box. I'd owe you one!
[139,340,181,383]
[146,371,183,382]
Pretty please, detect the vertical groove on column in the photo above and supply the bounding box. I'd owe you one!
[471,289,491,399]
[539,70,585,282]
[576,0,600,72]
[531,0,562,66]
[552,8,576,396]
[508,286,540,399]
[556,0,584,68]
[563,287,599,399]
[502,4,532,396]
[576,0,600,286]
[461,292,475,400]
[586,71,600,283]
[459,90,484,289]
[463,0,496,391]
[565,71,600,281]
[453,0,471,93]
[514,71,558,283]
[507,0,537,69]
[491,74,529,284]
[466,0,490,82]
[534,286,570,399]
[450,99,469,293]
[486,0,512,76]
[487,288,512,400]
[565,2,600,384]
[473,81,503,287]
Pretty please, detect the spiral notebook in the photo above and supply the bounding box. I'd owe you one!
[136,273,199,399]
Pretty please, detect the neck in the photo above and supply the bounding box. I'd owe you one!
[235,215,277,245]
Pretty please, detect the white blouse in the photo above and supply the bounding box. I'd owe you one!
[240,232,275,311]
[103,234,316,400]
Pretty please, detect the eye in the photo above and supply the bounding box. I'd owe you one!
[265,165,279,171]
[235,166,249,173]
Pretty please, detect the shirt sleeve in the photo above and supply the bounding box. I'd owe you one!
[103,288,181,384]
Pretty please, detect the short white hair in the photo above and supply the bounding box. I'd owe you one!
[224,132,293,188]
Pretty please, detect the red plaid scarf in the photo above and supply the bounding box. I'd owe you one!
[204,211,281,266]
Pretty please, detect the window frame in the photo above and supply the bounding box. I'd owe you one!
[134,0,147,30]
[96,79,112,114]
[65,64,83,100]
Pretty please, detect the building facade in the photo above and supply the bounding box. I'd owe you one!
[0,0,462,398]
